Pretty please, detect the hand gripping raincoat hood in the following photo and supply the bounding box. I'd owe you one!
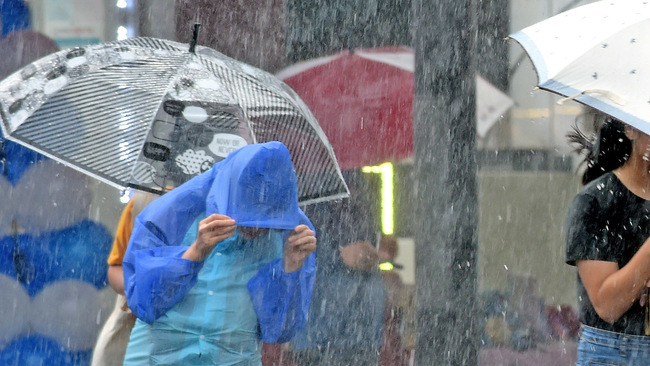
[206,140,311,230]
[122,141,316,366]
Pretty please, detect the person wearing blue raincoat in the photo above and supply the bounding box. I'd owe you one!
[121,141,317,366]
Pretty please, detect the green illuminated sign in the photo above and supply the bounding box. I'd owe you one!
[362,162,394,235]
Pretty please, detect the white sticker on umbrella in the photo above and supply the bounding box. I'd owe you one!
[10,110,29,130]
[209,133,248,157]
[43,76,68,95]
[25,78,44,94]
[67,56,87,68]
[183,106,208,122]
[120,51,136,60]
[197,79,223,91]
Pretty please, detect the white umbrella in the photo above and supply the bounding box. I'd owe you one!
[510,0,650,133]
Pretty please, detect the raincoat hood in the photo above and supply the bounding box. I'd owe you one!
[129,141,313,249]
[207,141,308,230]
[122,142,318,364]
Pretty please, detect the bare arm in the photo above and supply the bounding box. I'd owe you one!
[107,265,125,295]
[578,238,650,323]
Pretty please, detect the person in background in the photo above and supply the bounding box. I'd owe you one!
[566,111,650,365]
[377,235,408,366]
[291,170,386,366]
[92,189,290,366]
[91,191,159,366]
[122,142,316,366]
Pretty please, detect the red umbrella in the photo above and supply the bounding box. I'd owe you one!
[277,47,414,170]
[277,47,515,170]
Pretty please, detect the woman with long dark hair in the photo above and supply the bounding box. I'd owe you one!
[566,111,650,365]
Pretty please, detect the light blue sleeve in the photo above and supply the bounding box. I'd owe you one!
[247,251,316,343]
[123,170,215,324]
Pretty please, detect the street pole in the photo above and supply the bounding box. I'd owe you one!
[411,0,480,364]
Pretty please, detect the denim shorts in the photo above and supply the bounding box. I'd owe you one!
[577,325,650,366]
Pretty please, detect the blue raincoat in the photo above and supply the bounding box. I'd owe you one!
[122,142,316,366]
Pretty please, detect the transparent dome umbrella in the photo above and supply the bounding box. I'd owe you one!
[0,31,348,205]
[510,0,650,133]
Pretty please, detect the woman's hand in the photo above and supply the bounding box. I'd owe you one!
[638,280,650,306]
[283,225,316,273]
[340,241,379,271]
[578,239,650,323]
[182,214,236,262]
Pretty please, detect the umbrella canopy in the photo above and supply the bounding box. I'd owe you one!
[510,0,650,133]
[0,37,348,204]
[277,47,513,170]
[277,47,413,170]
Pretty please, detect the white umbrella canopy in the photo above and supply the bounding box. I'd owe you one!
[510,0,650,133]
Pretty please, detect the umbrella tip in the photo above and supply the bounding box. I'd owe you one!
[189,23,201,54]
